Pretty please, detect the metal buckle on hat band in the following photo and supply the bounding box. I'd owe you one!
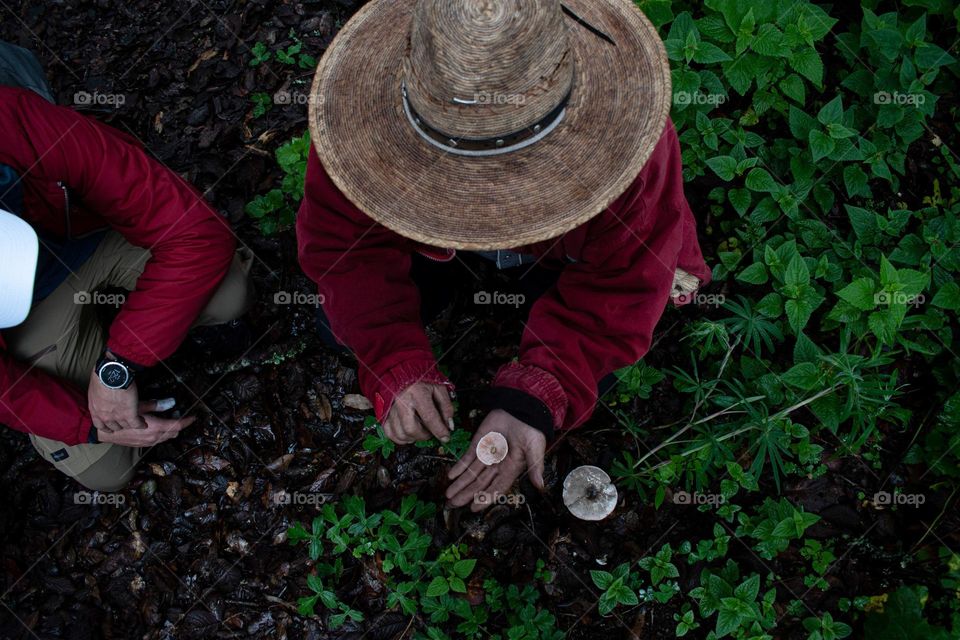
[401,82,569,157]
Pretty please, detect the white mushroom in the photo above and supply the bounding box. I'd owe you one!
[562,465,618,521]
[476,431,508,465]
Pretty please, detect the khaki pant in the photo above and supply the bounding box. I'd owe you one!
[3,231,252,491]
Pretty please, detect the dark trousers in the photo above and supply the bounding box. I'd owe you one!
[315,253,619,397]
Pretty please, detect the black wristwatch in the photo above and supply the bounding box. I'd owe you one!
[95,352,141,390]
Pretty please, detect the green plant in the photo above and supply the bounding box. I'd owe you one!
[245,131,310,234]
[249,41,271,66]
[250,91,272,118]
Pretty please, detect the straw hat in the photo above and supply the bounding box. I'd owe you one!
[308,0,671,250]
[0,209,38,329]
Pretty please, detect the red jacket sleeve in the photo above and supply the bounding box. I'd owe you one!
[492,121,712,430]
[0,87,236,367]
[296,150,452,420]
[0,336,92,445]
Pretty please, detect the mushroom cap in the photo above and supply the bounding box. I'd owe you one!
[562,465,618,521]
[476,431,509,465]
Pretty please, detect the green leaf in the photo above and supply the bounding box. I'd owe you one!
[781,362,821,390]
[453,559,477,579]
[707,155,739,181]
[817,95,843,125]
[729,188,752,215]
[932,282,960,310]
[591,570,614,591]
[694,41,732,64]
[779,74,806,104]
[784,255,810,287]
[426,576,450,597]
[738,262,769,285]
[835,278,876,311]
[789,48,823,86]
[809,129,836,162]
[745,168,778,193]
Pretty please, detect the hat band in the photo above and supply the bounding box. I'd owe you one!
[401,82,569,157]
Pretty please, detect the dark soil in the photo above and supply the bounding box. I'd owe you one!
[1,2,957,639]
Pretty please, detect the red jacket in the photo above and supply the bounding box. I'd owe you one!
[297,119,712,433]
[0,87,236,445]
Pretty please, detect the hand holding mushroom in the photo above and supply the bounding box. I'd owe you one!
[445,409,547,512]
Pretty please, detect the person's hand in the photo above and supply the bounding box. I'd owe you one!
[88,370,145,432]
[383,382,454,445]
[95,400,195,446]
[445,409,547,512]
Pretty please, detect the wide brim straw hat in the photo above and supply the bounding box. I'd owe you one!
[308,0,671,250]
[0,208,38,329]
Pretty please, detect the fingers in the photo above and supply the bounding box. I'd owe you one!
[138,400,159,414]
[98,415,194,446]
[448,465,497,508]
[446,455,487,499]
[93,416,114,434]
[448,443,477,480]
[416,392,450,443]
[471,469,517,512]
[528,452,545,491]
[432,386,455,430]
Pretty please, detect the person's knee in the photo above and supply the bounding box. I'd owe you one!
[200,259,253,326]
[72,467,136,493]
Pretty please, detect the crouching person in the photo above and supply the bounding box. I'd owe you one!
[0,74,251,491]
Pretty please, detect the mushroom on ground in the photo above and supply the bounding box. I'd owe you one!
[476,431,508,465]
[562,465,618,521]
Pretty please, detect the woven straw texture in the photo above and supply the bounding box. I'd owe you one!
[309,0,671,250]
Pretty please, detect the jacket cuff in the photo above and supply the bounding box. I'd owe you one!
[491,362,566,431]
[105,339,154,369]
[485,387,555,441]
[372,358,454,422]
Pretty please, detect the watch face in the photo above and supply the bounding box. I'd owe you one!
[100,362,129,389]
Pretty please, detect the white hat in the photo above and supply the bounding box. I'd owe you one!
[0,209,38,329]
